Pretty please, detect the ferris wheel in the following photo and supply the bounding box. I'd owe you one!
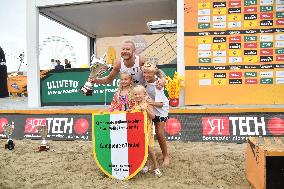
[39,36,76,70]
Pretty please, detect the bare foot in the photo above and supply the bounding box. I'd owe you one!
[162,156,170,166]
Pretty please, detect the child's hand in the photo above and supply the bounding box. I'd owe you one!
[156,78,166,89]
[148,101,155,106]
[126,109,132,113]
[88,77,97,83]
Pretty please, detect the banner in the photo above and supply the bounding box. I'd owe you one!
[92,111,148,180]
[1,112,283,143]
[40,67,175,106]
[184,0,284,104]
[0,114,92,140]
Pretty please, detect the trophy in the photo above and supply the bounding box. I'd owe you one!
[37,124,50,151]
[3,121,15,150]
[80,53,110,96]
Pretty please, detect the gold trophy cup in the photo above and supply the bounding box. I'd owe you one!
[80,54,109,96]
[3,121,15,150]
[38,124,49,151]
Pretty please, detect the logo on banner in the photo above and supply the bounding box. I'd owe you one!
[202,117,230,135]
[93,111,147,180]
[25,118,47,133]
[24,117,89,139]
[202,116,268,142]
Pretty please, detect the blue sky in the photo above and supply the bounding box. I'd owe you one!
[0,0,88,72]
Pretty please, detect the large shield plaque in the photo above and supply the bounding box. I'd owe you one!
[93,111,148,180]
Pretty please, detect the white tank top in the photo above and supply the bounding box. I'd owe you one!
[120,55,145,85]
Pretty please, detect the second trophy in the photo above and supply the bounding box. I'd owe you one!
[37,124,49,151]
[3,121,15,150]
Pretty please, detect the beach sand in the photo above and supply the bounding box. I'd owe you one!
[0,139,251,189]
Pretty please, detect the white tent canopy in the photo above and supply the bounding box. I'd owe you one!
[39,0,177,37]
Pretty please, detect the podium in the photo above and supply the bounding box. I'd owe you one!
[246,137,284,189]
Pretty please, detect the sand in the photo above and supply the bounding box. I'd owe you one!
[0,139,251,189]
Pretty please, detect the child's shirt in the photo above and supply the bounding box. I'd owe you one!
[145,81,169,117]
[131,102,154,147]
[109,92,134,112]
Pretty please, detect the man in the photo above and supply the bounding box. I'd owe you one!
[90,40,166,88]
[54,60,64,71]
[0,46,9,98]
[64,59,71,69]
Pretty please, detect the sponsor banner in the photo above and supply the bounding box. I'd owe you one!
[276,78,284,84]
[229,79,242,84]
[260,78,273,84]
[229,57,242,63]
[276,55,284,61]
[198,16,210,23]
[198,36,212,44]
[213,51,226,57]
[260,6,273,12]
[229,1,241,7]
[41,67,175,105]
[198,23,210,29]
[275,48,284,54]
[276,12,284,18]
[244,0,257,6]
[244,7,257,13]
[228,15,241,22]
[168,113,284,143]
[229,72,242,78]
[260,13,273,19]
[198,2,210,9]
[0,114,92,140]
[229,36,241,42]
[245,78,258,84]
[199,79,212,85]
[276,19,284,25]
[260,0,273,6]
[260,49,273,55]
[1,112,284,143]
[244,36,257,42]
[244,72,257,77]
[276,71,284,77]
[199,58,211,63]
[198,9,210,16]
[228,21,242,28]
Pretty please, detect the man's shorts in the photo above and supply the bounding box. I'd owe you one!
[152,115,168,123]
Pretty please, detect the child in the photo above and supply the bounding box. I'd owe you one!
[142,61,170,166]
[130,85,162,177]
[109,71,135,112]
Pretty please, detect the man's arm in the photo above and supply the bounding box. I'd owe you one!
[139,56,166,88]
[90,60,121,84]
